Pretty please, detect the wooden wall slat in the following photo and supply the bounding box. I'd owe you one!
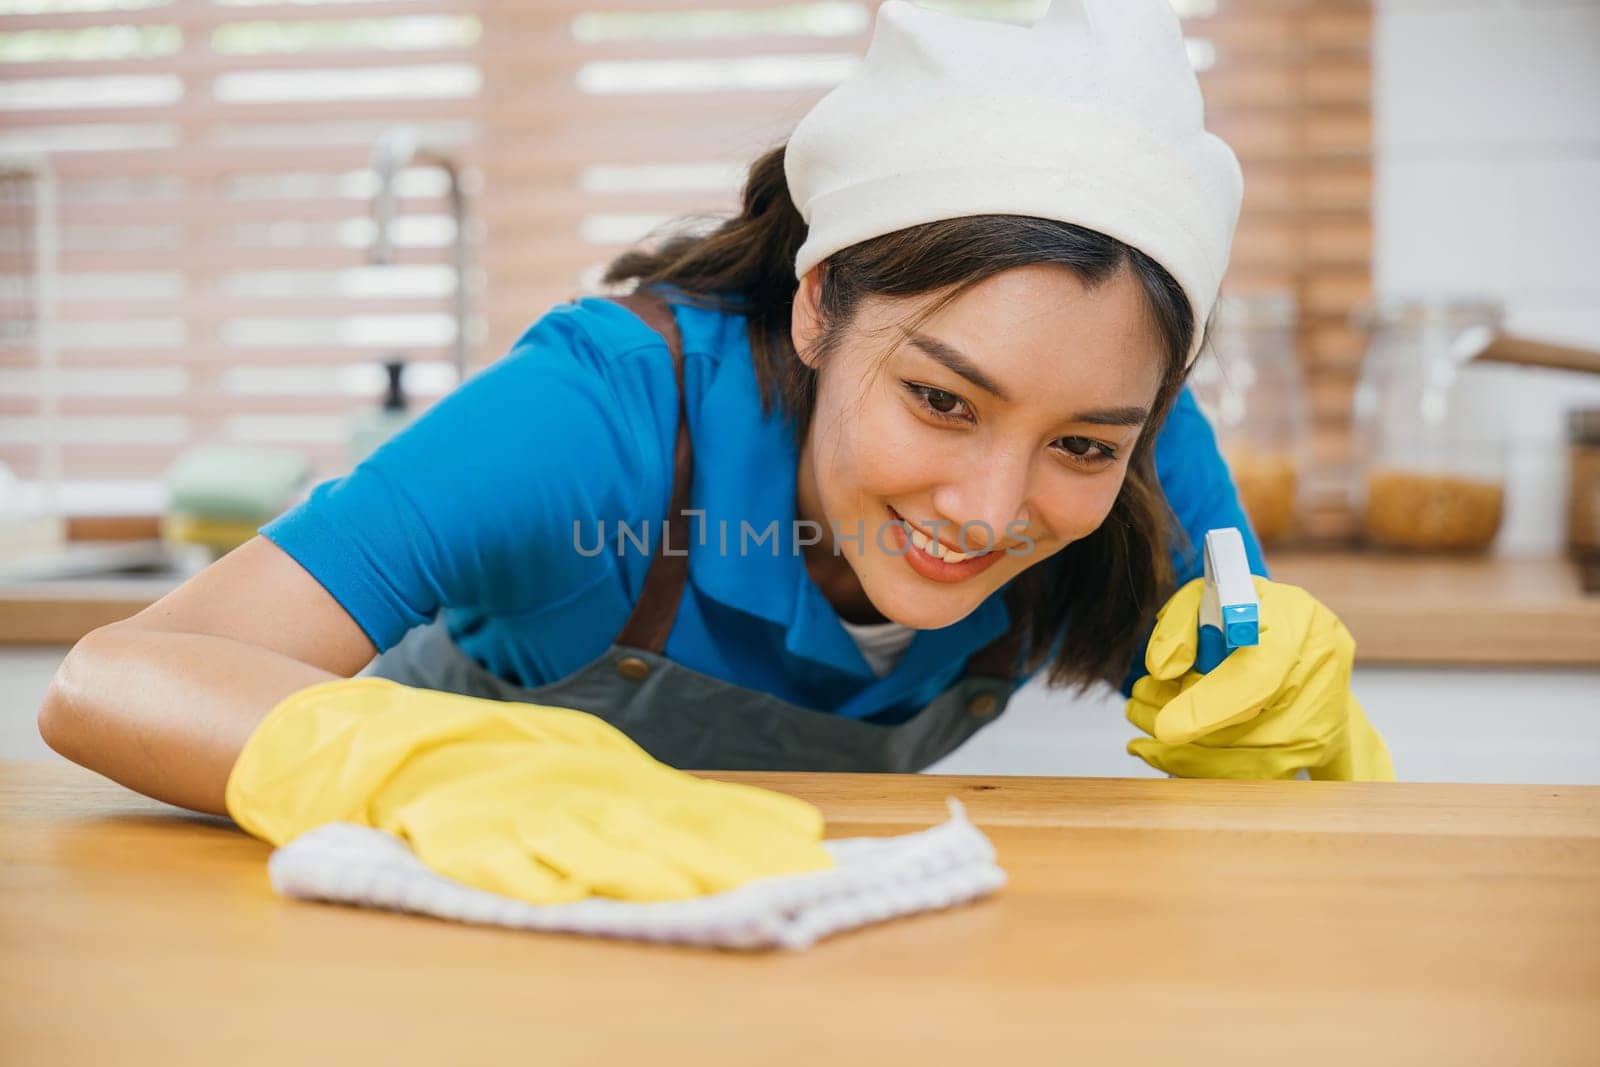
[4,98,478,129]
[0,0,478,32]
[1,394,451,418]
[46,197,462,228]
[0,346,460,370]
[7,48,480,79]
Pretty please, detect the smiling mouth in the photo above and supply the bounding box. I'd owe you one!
[886,507,994,563]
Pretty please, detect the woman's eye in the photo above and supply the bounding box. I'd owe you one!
[904,382,971,422]
[1056,436,1118,465]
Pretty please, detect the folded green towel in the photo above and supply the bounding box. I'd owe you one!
[164,445,311,521]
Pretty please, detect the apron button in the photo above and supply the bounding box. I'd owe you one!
[966,692,999,719]
[616,656,651,682]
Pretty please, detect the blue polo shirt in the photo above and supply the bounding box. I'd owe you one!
[262,292,1267,721]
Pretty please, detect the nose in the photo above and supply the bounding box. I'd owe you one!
[931,443,1033,553]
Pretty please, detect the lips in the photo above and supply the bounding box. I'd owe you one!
[889,508,985,559]
[883,508,1004,585]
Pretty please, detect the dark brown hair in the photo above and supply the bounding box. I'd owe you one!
[603,143,1197,691]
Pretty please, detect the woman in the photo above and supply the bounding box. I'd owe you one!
[39,0,1391,903]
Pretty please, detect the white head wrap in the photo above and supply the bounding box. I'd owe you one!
[786,0,1244,363]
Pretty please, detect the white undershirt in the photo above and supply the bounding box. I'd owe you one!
[837,616,916,678]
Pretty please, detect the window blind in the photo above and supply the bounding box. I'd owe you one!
[1,0,483,509]
[1,0,1371,539]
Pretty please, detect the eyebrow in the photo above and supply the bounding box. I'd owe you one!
[903,330,1152,429]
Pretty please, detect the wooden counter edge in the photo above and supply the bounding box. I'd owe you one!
[1271,552,1600,668]
[0,587,159,645]
[4,554,1599,666]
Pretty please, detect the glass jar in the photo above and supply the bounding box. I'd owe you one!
[1568,408,1600,592]
[1189,292,1309,545]
[1352,299,1507,552]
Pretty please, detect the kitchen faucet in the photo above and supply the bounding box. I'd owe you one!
[368,127,470,383]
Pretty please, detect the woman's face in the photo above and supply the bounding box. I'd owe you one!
[794,262,1167,629]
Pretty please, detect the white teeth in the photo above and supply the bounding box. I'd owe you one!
[905,523,980,563]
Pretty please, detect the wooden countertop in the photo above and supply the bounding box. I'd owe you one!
[4,761,1596,1066]
[3,552,1598,666]
[1269,552,1600,666]
[0,574,180,645]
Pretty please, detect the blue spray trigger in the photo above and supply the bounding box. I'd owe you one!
[1194,527,1259,676]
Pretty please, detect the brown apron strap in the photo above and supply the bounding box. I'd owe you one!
[609,289,693,654]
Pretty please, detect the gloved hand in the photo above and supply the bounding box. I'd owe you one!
[1125,576,1395,781]
[226,677,835,904]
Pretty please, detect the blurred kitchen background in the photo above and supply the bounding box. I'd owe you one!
[1,0,1597,783]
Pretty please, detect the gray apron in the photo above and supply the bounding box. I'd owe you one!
[365,289,1024,773]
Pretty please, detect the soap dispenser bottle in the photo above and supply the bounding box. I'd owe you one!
[348,359,413,466]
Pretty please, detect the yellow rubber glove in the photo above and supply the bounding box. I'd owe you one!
[1125,576,1395,781]
[226,677,835,904]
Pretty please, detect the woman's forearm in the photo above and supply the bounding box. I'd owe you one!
[37,623,340,817]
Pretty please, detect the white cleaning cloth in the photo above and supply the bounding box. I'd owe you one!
[268,797,1005,951]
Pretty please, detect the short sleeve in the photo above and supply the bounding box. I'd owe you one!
[260,302,675,652]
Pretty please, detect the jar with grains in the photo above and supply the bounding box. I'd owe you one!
[1352,299,1507,552]
[1189,292,1308,545]
[1569,408,1600,592]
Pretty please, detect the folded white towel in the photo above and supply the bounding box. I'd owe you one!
[268,797,1005,951]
